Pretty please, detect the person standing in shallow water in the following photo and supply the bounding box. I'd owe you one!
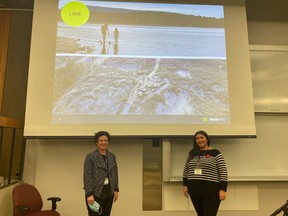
[183,130,228,216]
[101,23,109,43]
[114,28,119,43]
[83,131,119,216]
[113,28,119,54]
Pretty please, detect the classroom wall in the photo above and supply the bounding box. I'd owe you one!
[20,17,288,216]
[22,115,288,216]
[248,21,288,46]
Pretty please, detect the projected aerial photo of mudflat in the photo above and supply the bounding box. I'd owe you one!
[52,1,230,124]
[52,56,229,122]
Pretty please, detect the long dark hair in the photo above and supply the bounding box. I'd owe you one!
[193,130,210,150]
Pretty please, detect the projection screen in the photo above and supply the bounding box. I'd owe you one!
[24,0,256,137]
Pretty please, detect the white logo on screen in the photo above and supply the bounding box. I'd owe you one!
[209,117,227,122]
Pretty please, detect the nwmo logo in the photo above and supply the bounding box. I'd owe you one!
[202,117,208,122]
[209,118,227,122]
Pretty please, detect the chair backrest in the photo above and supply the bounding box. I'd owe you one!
[13,184,43,216]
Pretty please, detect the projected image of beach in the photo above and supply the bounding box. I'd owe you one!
[52,1,230,124]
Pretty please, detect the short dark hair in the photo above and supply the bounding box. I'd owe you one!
[193,130,210,149]
[94,131,111,142]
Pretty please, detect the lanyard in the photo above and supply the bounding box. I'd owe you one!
[101,154,108,167]
[196,149,208,166]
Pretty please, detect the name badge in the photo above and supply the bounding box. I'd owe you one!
[194,168,202,175]
[104,177,109,185]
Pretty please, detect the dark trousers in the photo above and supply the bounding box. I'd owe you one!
[190,194,221,216]
[85,195,114,216]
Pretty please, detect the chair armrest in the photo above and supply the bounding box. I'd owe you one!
[15,205,29,216]
[47,197,61,211]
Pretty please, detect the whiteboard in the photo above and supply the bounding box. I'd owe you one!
[250,45,288,113]
[169,115,288,181]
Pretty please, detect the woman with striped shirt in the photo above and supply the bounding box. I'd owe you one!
[183,130,228,216]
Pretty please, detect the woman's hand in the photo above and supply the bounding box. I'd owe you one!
[87,195,94,204]
[183,186,189,198]
[219,190,226,201]
[113,191,119,202]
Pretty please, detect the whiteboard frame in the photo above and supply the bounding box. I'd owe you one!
[249,45,288,113]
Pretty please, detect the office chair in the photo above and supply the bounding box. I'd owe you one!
[12,183,61,216]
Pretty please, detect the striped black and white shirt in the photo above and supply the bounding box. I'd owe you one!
[183,148,228,195]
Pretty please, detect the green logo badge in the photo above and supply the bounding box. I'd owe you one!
[202,117,208,123]
[61,1,90,27]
